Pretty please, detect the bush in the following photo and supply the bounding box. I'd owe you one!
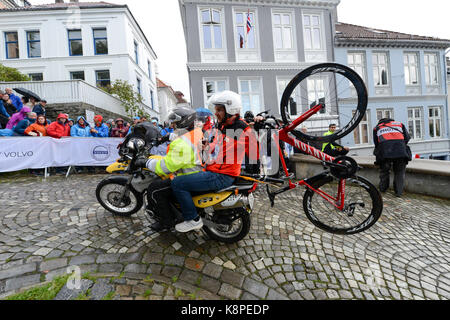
[0,64,30,82]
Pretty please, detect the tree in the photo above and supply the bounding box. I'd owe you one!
[101,79,146,118]
[0,64,30,82]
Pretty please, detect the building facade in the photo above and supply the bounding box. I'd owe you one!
[179,0,340,119]
[0,1,159,117]
[0,0,30,9]
[157,78,178,122]
[335,23,450,160]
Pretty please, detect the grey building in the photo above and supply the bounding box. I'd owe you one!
[179,0,340,118]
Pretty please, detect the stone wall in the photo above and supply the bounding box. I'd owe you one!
[46,103,131,123]
[291,155,450,199]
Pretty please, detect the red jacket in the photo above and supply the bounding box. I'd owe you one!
[47,121,70,139]
[206,115,255,177]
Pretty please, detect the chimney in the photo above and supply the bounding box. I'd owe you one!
[69,0,79,2]
[55,0,64,3]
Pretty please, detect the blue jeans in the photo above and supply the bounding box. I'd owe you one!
[171,171,235,221]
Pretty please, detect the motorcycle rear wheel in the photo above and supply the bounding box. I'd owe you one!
[203,208,251,244]
[96,177,143,217]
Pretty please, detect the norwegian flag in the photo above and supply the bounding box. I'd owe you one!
[246,10,252,34]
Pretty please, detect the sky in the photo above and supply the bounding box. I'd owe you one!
[29,0,450,102]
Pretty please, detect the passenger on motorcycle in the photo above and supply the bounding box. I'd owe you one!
[135,107,204,232]
[170,91,253,233]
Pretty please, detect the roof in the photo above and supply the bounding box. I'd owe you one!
[335,22,450,48]
[0,1,157,58]
[157,78,170,88]
[0,1,123,11]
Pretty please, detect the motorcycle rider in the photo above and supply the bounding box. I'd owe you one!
[170,91,253,233]
[135,107,204,232]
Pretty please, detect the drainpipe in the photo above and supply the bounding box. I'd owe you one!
[445,48,450,159]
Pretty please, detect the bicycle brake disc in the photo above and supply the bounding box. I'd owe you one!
[330,156,358,179]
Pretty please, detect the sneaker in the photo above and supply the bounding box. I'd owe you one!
[175,218,203,233]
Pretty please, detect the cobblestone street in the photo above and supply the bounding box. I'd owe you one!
[0,174,450,300]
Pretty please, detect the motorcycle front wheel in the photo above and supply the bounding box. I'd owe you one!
[203,208,251,244]
[96,176,143,217]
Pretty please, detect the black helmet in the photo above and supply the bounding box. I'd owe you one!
[244,111,254,122]
[168,107,197,129]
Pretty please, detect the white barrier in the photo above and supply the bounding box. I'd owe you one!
[0,137,124,173]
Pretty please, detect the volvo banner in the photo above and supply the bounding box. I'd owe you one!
[0,137,123,172]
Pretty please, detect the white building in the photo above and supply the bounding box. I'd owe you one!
[157,78,177,122]
[0,0,159,117]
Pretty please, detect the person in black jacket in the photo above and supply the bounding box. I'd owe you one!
[373,118,411,197]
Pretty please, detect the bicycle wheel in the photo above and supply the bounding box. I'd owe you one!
[303,175,382,235]
[280,63,368,143]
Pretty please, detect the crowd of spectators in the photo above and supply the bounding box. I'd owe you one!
[0,87,172,175]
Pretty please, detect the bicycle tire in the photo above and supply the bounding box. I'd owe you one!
[280,63,368,143]
[302,175,382,235]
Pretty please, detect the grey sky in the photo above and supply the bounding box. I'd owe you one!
[30,0,450,102]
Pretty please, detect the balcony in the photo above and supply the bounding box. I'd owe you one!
[0,80,159,119]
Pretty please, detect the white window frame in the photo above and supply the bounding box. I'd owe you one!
[272,10,296,50]
[203,78,229,107]
[424,52,440,86]
[376,108,394,122]
[373,52,390,87]
[198,7,226,51]
[238,77,264,115]
[428,106,442,139]
[302,12,325,51]
[408,107,423,140]
[276,76,301,117]
[404,52,420,86]
[353,110,371,145]
[347,51,367,83]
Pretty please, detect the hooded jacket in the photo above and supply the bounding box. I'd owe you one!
[47,118,70,139]
[70,116,92,137]
[8,93,23,112]
[111,118,130,138]
[373,118,411,161]
[6,106,31,129]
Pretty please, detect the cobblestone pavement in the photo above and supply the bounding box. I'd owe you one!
[1,174,450,300]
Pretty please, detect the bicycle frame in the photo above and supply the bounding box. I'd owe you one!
[271,103,347,211]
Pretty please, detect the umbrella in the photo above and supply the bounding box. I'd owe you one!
[196,107,213,118]
[13,88,41,102]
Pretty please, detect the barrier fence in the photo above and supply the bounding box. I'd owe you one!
[0,137,124,173]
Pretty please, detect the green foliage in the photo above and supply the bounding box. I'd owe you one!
[5,275,70,300]
[101,79,147,118]
[0,64,30,82]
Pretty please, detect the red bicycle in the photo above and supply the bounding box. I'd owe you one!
[244,63,383,235]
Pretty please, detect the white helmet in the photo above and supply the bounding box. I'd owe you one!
[207,90,242,115]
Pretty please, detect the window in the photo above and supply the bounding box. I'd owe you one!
[136,78,142,95]
[404,53,420,85]
[93,28,108,55]
[27,31,41,58]
[353,111,370,145]
[348,52,366,81]
[201,8,223,49]
[408,107,423,140]
[150,90,155,110]
[307,78,327,114]
[303,14,323,50]
[28,73,43,81]
[277,78,301,116]
[70,71,85,80]
[147,60,152,79]
[5,32,19,59]
[376,109,394,121]
[373,52,389,86]
[95,70,110,88]
[68,30,83,56]
[204,79,228,103]
[429,106,442,138]
[273,12,293,50]
[134,41,139,64]
[235,11,256,49]
[424,53,439,86]
[239,78,263,114]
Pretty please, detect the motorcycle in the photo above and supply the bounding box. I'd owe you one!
[95,134,257,243]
